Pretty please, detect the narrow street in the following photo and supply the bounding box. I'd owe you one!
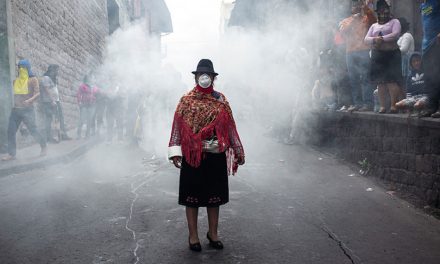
[0,1,439,263]
[0,131,439,264]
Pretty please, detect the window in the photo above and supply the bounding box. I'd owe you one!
[107,0,120,35]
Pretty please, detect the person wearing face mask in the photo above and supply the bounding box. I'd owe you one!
[2,59,47,161]
[364,0,402,114]
[168,59,245,252]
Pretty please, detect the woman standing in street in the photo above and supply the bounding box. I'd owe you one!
[364,0,402,113]
[168,59,245,252]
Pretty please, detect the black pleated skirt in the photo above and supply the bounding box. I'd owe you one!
[178,152,229,208]
[370,49,402,84]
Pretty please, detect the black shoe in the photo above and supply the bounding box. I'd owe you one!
[189,238,202,252]
[207,232,224,250]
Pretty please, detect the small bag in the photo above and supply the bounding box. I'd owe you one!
[202,139,220,153]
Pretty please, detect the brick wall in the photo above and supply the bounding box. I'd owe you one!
[307,111,440,208]
[9,0,110,127]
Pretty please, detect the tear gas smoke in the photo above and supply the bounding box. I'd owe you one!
[93,0,348,158]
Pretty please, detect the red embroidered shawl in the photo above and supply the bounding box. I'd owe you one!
[169,87,244,174]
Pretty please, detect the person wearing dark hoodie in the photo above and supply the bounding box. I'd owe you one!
[2,59,47,161]
[40,64,71,142]
[39,65,59,143]
[395,53,428,114]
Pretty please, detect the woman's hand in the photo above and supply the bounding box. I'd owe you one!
[375,37,384,44]
[172,156,182,169]
[236,155,245,166]
[373,36,384,48]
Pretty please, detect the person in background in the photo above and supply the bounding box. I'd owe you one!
[126,88,145,146]
[39,65,59,143]
[419,0,440,118]
[48,65,71,140]
[106,85,125,143]
[94,91,106,137]
[332,26,352,111]
[365,0,402,114]
[93,77,106,137]
[397,17,415,83]
[39,64,71,142]
[311,50,337,110]
[395,53,429,115]
[339,0,376,112]
[2,59,47,161]
[86,76,103,136]
[77,75,98,139]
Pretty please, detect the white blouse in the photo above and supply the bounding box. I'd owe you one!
[397,32,415,55]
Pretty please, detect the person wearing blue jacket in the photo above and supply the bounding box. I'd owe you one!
[420,0,440,117]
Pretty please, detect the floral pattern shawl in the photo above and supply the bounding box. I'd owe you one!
[169,87,244,174]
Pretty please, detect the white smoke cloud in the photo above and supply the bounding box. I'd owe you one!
[94,20,186,157]
[93,0,348,157]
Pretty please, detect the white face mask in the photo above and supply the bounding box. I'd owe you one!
[198,74,212,89]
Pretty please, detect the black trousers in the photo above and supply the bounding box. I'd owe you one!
[41,102,56,140]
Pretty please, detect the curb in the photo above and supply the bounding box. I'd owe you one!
[0,140,101,177]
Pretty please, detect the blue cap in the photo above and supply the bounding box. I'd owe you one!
[18,59,35,77]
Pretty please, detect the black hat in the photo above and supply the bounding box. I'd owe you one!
[375,0,390,11]
[192,59,218,76]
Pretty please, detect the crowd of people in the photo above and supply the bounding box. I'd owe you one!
[312,0,440,118]
[3,0,440,160]
[1,60,144,161]
[76,75,129,143]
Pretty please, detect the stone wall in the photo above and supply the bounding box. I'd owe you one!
[307,111,440,208]
[9,0,110,127]
[0,0,6,33]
